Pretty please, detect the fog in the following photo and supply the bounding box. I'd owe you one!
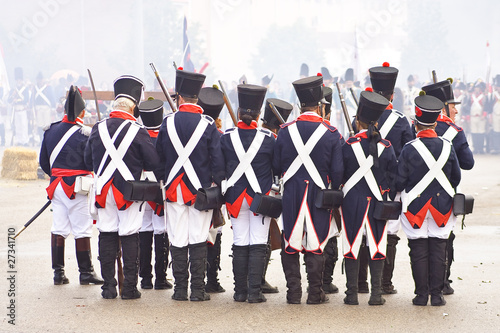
[0,0,498,102]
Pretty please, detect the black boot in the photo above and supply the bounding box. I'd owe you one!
[248,244,267,303]
[154,233,172,290]
[443,232,455,295]
[281,249,302,304]
[408,238,429,306]
[206,233,225,293]
[368,258,385,305]
[120,234,141,300]
[170,245,189,301]
[305,252,328,304]
[344,258,359,305]
[357,239,369,293]
[261,235,279,294]
[382,234,400,294]
[139,231,153,289]
[232,245,249,302]
[51,234,69,285]
[98,232,119,299]
[75,237,103,285]
[322,237,339,294]
[429,237,447,306]
[189,242,210,301]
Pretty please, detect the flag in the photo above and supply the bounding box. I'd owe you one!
[182,16,195,72]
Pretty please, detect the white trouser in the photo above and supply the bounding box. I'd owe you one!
[51,183,93,239]
[387,193,402,235]
[140,204,167,234]
[166,202,212,248]
[14,109,29,145]
[96,189,144,236]
[401,210,456,240]
[35,105,52,128]
[231,198,271,246]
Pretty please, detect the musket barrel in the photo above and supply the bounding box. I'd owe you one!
[218,80,238,127]
[150,62,177,112]
[269,101,285,124]
[336,82,355,137]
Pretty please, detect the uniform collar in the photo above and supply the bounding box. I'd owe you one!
[237,120,258,129]
[416,129,437,138]
[110,110,137,121]
[61,115,83,124]
[297,112,323,123]
[355,129,368,139]
[438,113,453,123]
[179,103,203,114]
[147,129,159,138]
[386,102,393,110]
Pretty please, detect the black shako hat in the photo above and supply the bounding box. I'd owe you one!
[323,86,333,115]
[422,79,460,105]
[139,99,164,129]
[414,94,444,125]
[237,84,267,114]
[369,62,399,97]
[113,75,144,104]
[175,68,205,99]
[292,75,324,108]
[65,85,86,122]
[263,98,293,130]
[198,86,225,120]
[356,90,390,124]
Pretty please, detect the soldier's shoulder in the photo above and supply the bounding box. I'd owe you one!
[43,120,62,132]
[257,127,273,137]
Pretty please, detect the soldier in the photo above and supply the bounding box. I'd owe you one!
[468,81,488,153]
[422,78,474,295]
[274,75,344,304]
[397,94,461,306]
[356,62,414,295]
[260,98,293,294]
[197,86,226,294]
[39,86,103,286]
[85,75,159,300]
[33,72,55,143]
[488,75,500,154]
[137,99,172,291]
[156,68,225,302]
[341,90,397,306]
[221,84,276,303]
[8,67,31,146]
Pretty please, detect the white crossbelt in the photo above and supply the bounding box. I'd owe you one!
[35,84,51,106]
[49,125,80,167]
[166,115,209,190]
[222,129,265,195]
[283,122,328,189]
[401,138,454,212]
[95,120,140,194]
[379,111,399,139]
[441,126,458,142]
[342,141,385,201]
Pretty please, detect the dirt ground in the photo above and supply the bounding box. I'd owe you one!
[0,148,499,333]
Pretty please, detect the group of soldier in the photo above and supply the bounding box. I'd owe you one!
[37,59,473,307]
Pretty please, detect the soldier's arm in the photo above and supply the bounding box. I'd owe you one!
[208,124,225,186]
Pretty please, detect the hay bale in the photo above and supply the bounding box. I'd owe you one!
[1,147,39,180]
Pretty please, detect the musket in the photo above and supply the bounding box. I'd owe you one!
[87,69,101,121]
[336,82,355,137]
[349,87,359,107]
[149,62,177,112]
[173,61,178,70]
[13,200,51,239]
[218,80,238,127]
[117,240,124,296]
[432,70,438,84]
[268,100,285,124]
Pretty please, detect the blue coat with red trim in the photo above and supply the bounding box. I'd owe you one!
[435,115,474,170]
[273,112,344,254]
[378,107,413,158]
[39,116,92,199]
[84,111,160,210]
[155,104,225,205]
[341,131,398,259]
[221,121,275,218]
[396,129,461,228]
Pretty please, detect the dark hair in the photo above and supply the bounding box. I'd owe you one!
[238,107,258,126]
[367,121,381,168]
